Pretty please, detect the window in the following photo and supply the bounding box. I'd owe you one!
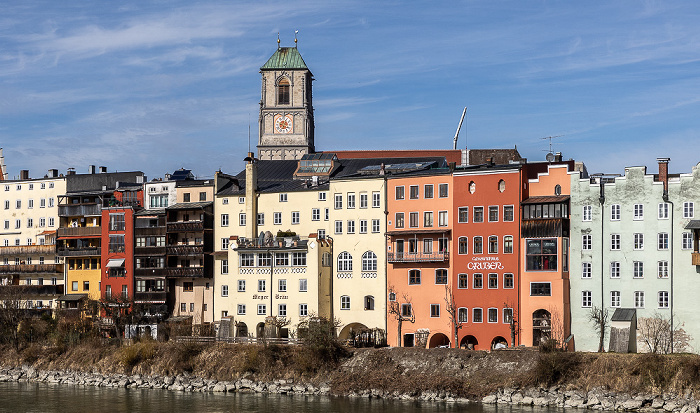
[363,295,375,311]
[401,303,412,317]
[372,192,381,208]
[658,291,669,308]
[610,291,621,307]
[503,308,513,324]
[48,198,54,207]
[582,205,592,221]
[28,199,33,209]
[277,78,290,104]
[221,238,229,250]
[488,206,499,222]
[488,273,498,289]
[239,197,245,204]
[346,220,355,234]
[458,308,468,323]
[299,279,308,292]
[240,254,254,267]
[633,261,644,278]
[438,211,448,227]
[658,233,668,250]
[530,282,551,296]
[3,200,7,209]
[430,304,440,317]
[27,218,33,228]
[274,212,282,225]
[488,308,498,323]
[180,303,186,312]
[473,273,483,289]
[291,211,300,225]
[15,200,20,209]
[183,193,191,203]
[582,291,592,307]
[611,234,621,250]
[504,273,514,289]
[458,207,468,223]
[683,232,694,250]
[435,269,447,285]
[395,213,404,228]
[340,295,350,310]
[473,236,483,254]
[199,192,206,202]
[424,184,434,199]
[439,183,448,198]
[473,207,484,223]
[257,213,264,225]
[473,308,483,323]
[221,214,229,227]
[221,260,229,274]
[504,205,514,222]
[423,211,433,227]
[292,252,306,266]
[277,304,287,317]
[362,251,377,271]
[634,204,644,220]
[257,304,266,315]
[611,204,621,220]
[395,186,404,200]
[299,304,308,316]
[409,212,419,228]
[634,233,644,250]
[409,185,419,199]
[334,220,343,234]
[458,273,468,289]
[311,208,320,221]
[318,192,327,201]
[658,261,668,278]
[371,219,380,233]
[318,229,326,239]
[582,234,592,250]
[258,279,266,292]
[347,193,356,208]
[658,203,668,219]
[360,193,368,208]
[610,261,620,278]
[275,253,289,266]
[109,235,125,253]
[458,237,468,254]
[582,262,592,278]
[488,236,498,254]
[634,291,645,308]
[222,198,229,205]
[279,193,288,202]
[15,219,20,229]
[684,202,694,218]
[72,281,78,291]
[221,285,229,297]
[504,236,513,254]
[337,251,353,271]
[408,269,421,285]
[239,213,246,226]
[423,239,433,254]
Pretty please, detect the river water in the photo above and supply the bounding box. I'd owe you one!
[1,381,566,413]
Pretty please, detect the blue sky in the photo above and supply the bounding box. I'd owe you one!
[1,1,700,179]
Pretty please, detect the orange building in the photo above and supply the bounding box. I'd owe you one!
[452,164,522,350]
[519,162,575,348]
[386,170,454,348]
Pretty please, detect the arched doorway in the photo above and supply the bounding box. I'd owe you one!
[255,322,265,338]
[460,335,478,350]
[428,333,450,348]
[532,309,552,346]
[338,323,368,341]
[235,322,248,338]
[491,336,508,350]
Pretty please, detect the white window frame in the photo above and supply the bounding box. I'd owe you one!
[582,262,592,278]
[633,204,644,220]
[610,204,620,221]
[684,202,694,219]
[582,205,592,221]
[610,291,621,307]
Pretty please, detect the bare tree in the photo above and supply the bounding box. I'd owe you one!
[587,306,610,352]
[444,285,463,349]
[99,294,134,342]
[503,301,518,348]
[638,312,690,354]
[388,286,414,347]
[0,285,30,348]
[266,315,292,339]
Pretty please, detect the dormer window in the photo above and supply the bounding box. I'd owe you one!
[278,78,290,105]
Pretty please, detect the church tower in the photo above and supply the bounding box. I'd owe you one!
[257,39,315,160]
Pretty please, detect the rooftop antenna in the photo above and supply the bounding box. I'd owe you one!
[294,30,298,47]
[247,113,251,153]
[541,135,563,161]
[453,107,467,150]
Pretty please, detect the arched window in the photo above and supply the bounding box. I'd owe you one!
[362,251,377,271]
[554,184,562,196]
[364,295,375,310]
[498,179,506,192]
[277,78,290,105]
[337,251,353,271]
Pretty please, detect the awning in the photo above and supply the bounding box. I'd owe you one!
[685,220,700,230]
[106,258,125,268]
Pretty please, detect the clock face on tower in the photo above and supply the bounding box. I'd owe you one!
[274,114,293,134]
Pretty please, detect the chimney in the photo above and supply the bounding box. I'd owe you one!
[89,165,96,174]
[379,163,385,176]
[244,152,258,240]
[48,169,58,178]
[658,157,670,195]
[448,162,456,171]
[99,166,107,173]
[67,168,76,176]
[485,157,494,166]
[19,170,29,180]
[555,152,563,162]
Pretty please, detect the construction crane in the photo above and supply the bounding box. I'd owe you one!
[453,107,467,150]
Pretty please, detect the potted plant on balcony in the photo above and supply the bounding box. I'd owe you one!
[276,230,298,247]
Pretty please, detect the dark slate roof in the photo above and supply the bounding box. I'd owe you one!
[685,220,700,230]
[170,169,194,181]
[135,208,165,216]
[66,171,144,193]
[260,47,308,70]
[167,201,212,210]
[611,308,636,322]
[176,179,213,188]
[522,195,570,204]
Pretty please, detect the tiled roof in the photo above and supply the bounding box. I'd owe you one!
[522,195,570,204]
[260,47,308,70]
[167,201,212,210]
[331,150,462,165]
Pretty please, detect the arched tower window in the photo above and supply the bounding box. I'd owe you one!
[278,78,290,105]
[362,251,377,271]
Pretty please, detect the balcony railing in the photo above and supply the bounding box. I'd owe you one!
[57,226,101,238]
[167,245,204,256]
[59,204,101,217]
[134,291,167,303]
[58,247,101,257]
[387,251,449,263]
[0,285,64,296]
[166,221,204,232]
[235,237,308,250]
[134,246,167,256]
[134,227,166,236]
[167,267,204,277]
[134,267,169,277]
[693,252,700,266]
[0,245,56,256]
[0,264,62,274]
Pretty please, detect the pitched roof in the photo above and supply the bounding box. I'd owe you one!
[261,47,308,70]
[467,149,522,165]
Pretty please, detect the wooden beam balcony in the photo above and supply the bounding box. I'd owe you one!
[692,252,700,266]
[58,247,101,257]
[0,284,64,297]
[387,251,449,263]
[134,267,169,277]
[57,226,102,238]
[134,246,166,256]
[0,245,56,256]
[166,267,204,277]
[166,245,204,256]
[0,264,62,274]
[166,221,204,232]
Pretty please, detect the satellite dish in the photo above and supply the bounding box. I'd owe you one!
[546,152,555,162]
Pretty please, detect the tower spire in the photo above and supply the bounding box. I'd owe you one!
[277,32,280,48]
[294,30,298,47]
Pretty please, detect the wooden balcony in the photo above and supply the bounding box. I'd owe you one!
[167,245,204,256]
[0,285,64,297]
[167,221,204,232]
[134,267,169,277]
[59,204,101,217]
[58,247,100,257]
[167,267,204,277]
[0,245,56,256]
[57,226,101,238]
[0,264,62,274]
[134,246,167,256]
[692,252,700,266]
[134,291,167,303]
[387,251,449,263]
